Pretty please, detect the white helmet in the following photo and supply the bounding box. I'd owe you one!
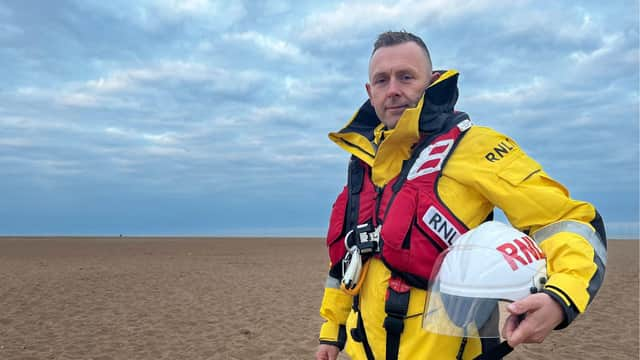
[422,221,547,338]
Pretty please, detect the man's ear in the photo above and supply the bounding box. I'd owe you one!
[365,83,373,100]
[430,72,441,85]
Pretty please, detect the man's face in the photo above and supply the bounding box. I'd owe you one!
[366,42,433,129]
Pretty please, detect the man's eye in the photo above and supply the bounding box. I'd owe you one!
[375,78,387,84]
[401,74,414,81]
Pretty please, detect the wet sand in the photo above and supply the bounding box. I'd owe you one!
[0,237,637,359]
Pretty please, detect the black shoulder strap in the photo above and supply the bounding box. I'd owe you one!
[329,156,368,280]
[345,155,365,234]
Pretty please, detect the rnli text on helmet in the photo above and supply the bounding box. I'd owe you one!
[496,235,545,271]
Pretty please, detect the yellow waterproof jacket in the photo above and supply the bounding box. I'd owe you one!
[318,70,607,359]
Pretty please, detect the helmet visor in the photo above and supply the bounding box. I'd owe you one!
[422,280,506,338]
[422,245,546,339]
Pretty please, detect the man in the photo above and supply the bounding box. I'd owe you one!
[316,31,606,360]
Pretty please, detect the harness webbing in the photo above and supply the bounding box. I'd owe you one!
[351,295,375,360]
[457,336,468,360]
[329,156,367,280]
[346,155,365,233]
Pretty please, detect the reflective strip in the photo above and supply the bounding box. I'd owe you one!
[457,118,473,132]
[533,221,607,265]
[325,275,342,289]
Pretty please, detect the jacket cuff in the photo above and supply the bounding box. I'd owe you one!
[542,287,580,329]
[319,323,347,350]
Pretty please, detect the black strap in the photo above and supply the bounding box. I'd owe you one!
[383,280,410,360]
[456,337,468,360]
[473,341,514,360]
[345,156,365,234]
[350,296,375,360]
[357,311,375,360]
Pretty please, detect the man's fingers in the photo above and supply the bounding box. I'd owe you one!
[505,299,530,347]
[508,297,536,315]
[502,314,518,340]
[315,350,326,360]
[315,348,328,360]
[316,344,340,360]
[504,293,564,348]
[506,316,531,348]
[504,314,526,348]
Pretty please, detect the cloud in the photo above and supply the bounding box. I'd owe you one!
[466,77,548,106]
[105,127,179,146]
[10,60,267,111]
[85,61,264,93]
[222,31,308,62]
[58,93,100,107]
[569,32,638,70]
[261,0,291,16]
[74,0,247,32]
[283,72,358,102]
[0,23,23,39]
[498,6,598,45]
[299,0,495,44]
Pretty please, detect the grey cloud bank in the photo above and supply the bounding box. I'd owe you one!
[0,1,637,238]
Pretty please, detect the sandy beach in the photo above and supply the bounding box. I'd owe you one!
[0,237,637,360]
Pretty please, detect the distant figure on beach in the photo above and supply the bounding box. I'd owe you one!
[316,31,607,360]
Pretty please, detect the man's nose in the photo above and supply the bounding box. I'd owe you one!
[386,78,401,98]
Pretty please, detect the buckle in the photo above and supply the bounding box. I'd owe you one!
[345,223,381,255]
[385,286,410,315]
[384,278,410,336]
[388,277,411,293]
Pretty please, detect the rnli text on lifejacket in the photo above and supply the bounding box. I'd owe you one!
[423,206,460,245]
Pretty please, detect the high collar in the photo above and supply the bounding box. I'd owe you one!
[328,70,461,186]
[329,69,461,162]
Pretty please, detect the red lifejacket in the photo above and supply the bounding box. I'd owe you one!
[327,116,475,289]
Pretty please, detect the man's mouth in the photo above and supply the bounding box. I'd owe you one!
[386,104,407,111]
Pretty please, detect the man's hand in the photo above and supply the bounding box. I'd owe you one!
[316,344,340,360]
[503,292,564,347]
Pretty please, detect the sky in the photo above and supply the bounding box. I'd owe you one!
[0,0,638,238]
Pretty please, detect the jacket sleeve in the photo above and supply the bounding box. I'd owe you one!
[318,275,353,349]
[532,213,606,328]
[463,128,607,328]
